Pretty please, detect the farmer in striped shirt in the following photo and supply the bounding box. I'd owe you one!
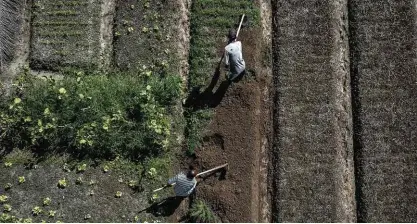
[167,167,197,198]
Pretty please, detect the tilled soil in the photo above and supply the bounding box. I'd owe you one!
[182,24,272,222]
[194,80,262,223]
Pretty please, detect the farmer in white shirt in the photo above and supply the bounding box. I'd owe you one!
[224,28,246,81]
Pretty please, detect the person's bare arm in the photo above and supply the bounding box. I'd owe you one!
[224,50,229,67]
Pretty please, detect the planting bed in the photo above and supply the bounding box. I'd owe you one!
[113,0,185,74]
[183,0,272,222]
[30,0,105,70]
[271,0,355,222]
[349,0,417,222]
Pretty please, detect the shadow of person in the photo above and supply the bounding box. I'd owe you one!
[184,56,234,111]
[139,196,184,217]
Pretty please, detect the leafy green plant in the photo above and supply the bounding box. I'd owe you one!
[43,197,51,206]
[89,180,96,186]
[63,163,71,172]
[189,200,217,223]
[4,162,12,167]
[102,165,109,173]
[3,204,12,212]
[23,218,33,223]
[48,210,56,218]
[128,180,137,189]
[32,206,42,216]
[147,167,157,178]
[75,177,83,185]
[4,183,12,191]
[149,193,159,203]
[0,195,8,203]
[18,176,25,184]
[57,178,67,189]
[134,215,140,222]
[76,163,87,173]
[0,213,21,222]
[115,191,122,198]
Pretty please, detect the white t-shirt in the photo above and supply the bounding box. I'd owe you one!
[225,41,246,78]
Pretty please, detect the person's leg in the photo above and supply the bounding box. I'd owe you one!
[188,188,197,209]
[230,70,246,82]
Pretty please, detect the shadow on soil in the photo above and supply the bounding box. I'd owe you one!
[184,55,248,111]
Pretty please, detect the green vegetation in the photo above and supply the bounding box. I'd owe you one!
[0,195,8,203]
[185,109,213,155]
[3,204,12,212]
[4,183,12,191]
[43,197,51,206]
[18,176,25,184]
[115,191,123,198]
[76,163,87,173]
[189,199,217,223]
[32,206,43,216]
[48,210,56,218]
[0,67,182,159]
[57,178,67,188]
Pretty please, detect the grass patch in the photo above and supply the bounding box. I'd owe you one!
[188,199,217,223]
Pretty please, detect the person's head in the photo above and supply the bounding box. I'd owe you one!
[187,166,197,179]
[228,29,237,43]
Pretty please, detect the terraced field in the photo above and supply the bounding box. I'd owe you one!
[1,0,417,222]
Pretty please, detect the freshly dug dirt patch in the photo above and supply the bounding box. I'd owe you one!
[181,23,272,222]
[193,80,262,223]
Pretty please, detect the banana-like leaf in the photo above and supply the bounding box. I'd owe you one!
[0,0,22,68]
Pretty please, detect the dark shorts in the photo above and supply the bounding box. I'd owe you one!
[228,70,246,82]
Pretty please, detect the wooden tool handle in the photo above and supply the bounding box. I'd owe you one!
[196,163,228,177]
[236,14,245,39]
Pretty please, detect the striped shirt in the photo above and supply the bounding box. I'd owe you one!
[167,172,197,197]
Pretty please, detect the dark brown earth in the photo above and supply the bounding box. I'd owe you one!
[173,24,272,223]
